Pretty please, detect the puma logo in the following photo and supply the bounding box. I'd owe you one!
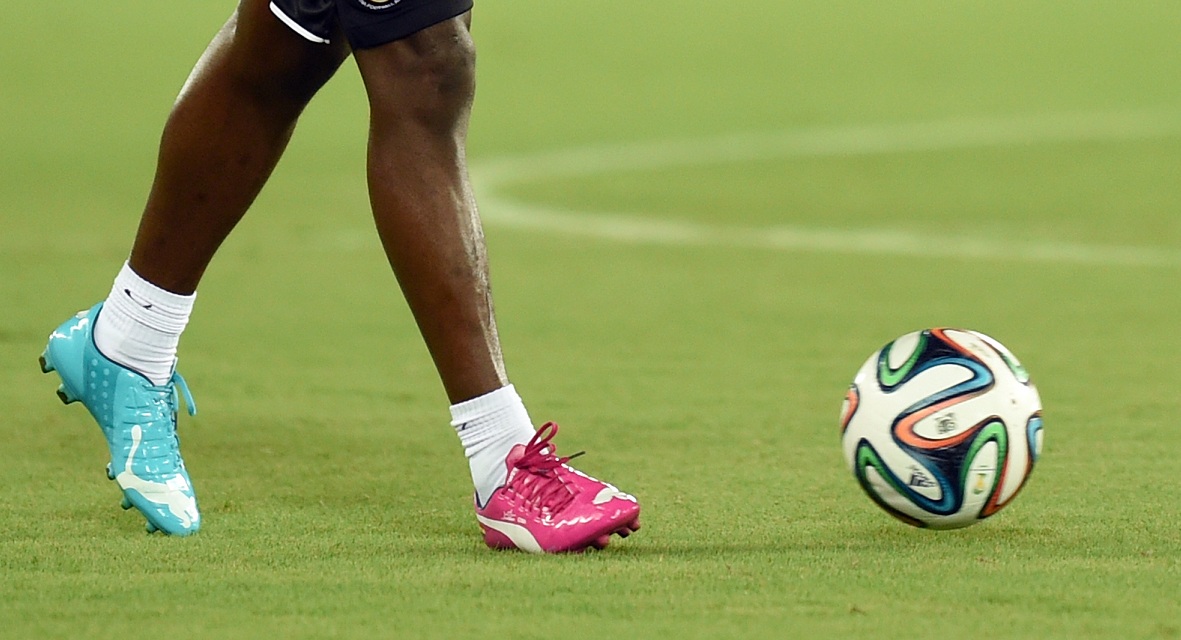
[592,486,636,505]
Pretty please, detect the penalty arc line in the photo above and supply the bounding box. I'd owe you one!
[470,110,1181,269]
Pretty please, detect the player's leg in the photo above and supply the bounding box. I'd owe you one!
[130,0,351,293]
[343,5,640,552]
[352,12,500,405]
[41,0,349,535]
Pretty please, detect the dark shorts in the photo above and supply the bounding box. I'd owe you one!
[269,0,472,50]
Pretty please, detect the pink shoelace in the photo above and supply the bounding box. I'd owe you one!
[506,422,586,516]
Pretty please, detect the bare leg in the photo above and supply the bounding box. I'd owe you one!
[128,0,350,294]
[353,14,507,404]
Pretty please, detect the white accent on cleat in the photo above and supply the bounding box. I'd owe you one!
[58,315,90,340]
[115,425,199,529]
[592,485,638,505]
[476,514,543,554]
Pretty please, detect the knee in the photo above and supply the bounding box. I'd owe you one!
[220,7,350,108]
[239,52,346,107]
[419,34,477,117]
[360,20,477,135]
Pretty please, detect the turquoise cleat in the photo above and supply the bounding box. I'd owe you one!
[41,304,201,535]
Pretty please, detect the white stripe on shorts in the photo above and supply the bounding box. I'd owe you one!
[269,2,331,44]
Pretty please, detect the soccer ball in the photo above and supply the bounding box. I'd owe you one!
[839,328,1043,529]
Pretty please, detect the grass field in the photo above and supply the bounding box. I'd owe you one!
[3,1,1180,638]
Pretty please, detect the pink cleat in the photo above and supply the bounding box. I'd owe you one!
[475,422,641,553]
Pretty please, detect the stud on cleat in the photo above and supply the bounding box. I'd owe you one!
[121,496,132,510]
[39,354,55,374]
[56,385,78,405]
[146,522,159,534]
[106,463,115,481]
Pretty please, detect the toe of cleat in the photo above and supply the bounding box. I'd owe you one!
[581,517,643,553]
[143,518,199,537]
[613,517,642,540]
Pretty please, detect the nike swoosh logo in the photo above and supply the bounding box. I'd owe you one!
[124,288,153,310]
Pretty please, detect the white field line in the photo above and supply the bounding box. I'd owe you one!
[470,110,1181,268]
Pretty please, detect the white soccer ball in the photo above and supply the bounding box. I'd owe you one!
[839,328,1043,529]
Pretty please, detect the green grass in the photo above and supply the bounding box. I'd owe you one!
[2,1,1180,638]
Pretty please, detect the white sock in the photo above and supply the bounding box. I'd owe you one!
[450,384,537,506]
[93,262,195,386]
